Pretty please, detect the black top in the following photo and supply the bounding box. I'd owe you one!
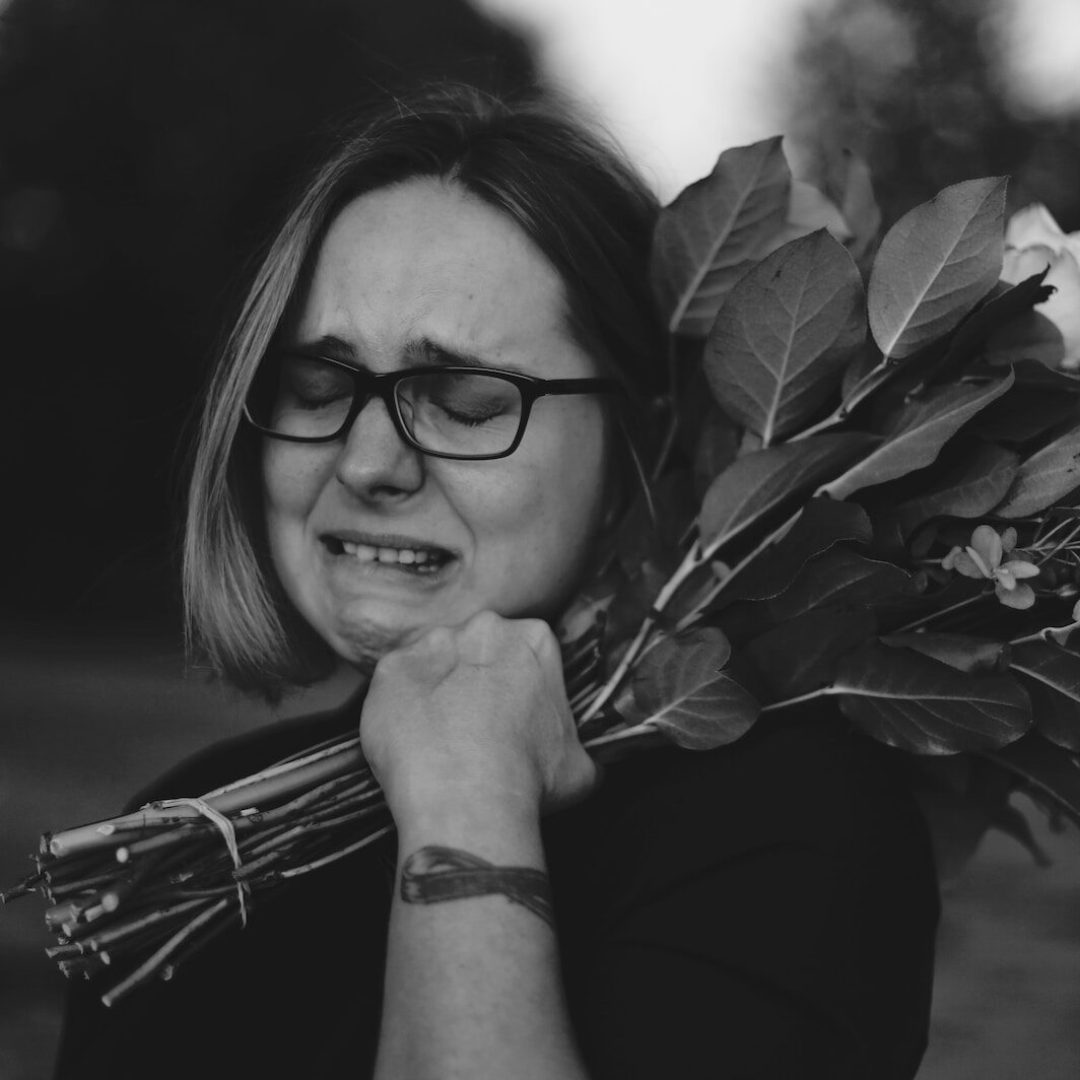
[54,702,939,1080]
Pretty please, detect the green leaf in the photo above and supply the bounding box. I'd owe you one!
[632,627,759,749]
[984,310,1066,369]
[692,406,741,496]
[892,442,1019,536]
[721,498,872,604]
[970,383,1080,445]
[868,178,1007,359]
[994,422,1080,518]
[987,734,1080,827]
[1008,358,1080,393]
[767,548,914,622]
[834,640,1032,754]
[699,433,877,552]
[1009,643,1080,751]
[910,756,1053,877]
[707,230,865,445]
[931,269,1054,382]
[651,138,790,337]
[819,372,1014,500]
[879,633,1009,673]
[745,609,875,698]
[840,345,880,400]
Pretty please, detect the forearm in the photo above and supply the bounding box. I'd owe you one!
[372,801,590,1080]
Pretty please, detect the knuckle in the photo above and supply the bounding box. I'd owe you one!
[519,618,558,657]
[419,625,455,652]
[458,609,505,654]
[525,618,556,645]
[464,609,502,634]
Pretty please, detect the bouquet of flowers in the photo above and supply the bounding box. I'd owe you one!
[6,136,1080,1006]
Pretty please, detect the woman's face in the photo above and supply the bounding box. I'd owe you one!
[262,178,612,669]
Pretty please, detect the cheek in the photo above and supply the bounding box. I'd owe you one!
[464,409,610,596]
[262,444,328,520]
[261,444,335,574]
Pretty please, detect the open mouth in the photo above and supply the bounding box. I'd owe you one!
[322,535,456,574]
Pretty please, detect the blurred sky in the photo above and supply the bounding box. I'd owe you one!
[475,0,1080,203]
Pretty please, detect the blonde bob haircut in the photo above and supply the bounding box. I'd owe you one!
[184,83,665,697]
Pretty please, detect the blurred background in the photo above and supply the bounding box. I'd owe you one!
[1,0,1079,1076]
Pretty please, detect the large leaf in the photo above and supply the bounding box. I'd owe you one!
[721,498,872,604]
[840,345,880,400]
[699,433,877,553]
[931,269,1053,382]
[892,442,1019,536]
[986,734,1080,827]
[651,138,790,337]
[632,628,759,749]
[707,230,865,445]
[745,609,875,699]
[879,633,1009,673]
[1009,643,1080,751]
[767,548,914,622]
[994,422,1080,518]
[868,178,1007,359]
[911,756,1050,879]
[693,405,741,496]
[833,640,1032,754]
[819,372,1013,500]
[1008,358,1080,393]
[970,384,1080,446]
[984,311,1066,369]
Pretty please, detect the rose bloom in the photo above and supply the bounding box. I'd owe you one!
[1001,203,1080,370]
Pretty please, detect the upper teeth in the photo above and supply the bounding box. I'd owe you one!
[340,541,437,565]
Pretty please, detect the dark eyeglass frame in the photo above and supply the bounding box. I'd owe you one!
[243,351,623,460]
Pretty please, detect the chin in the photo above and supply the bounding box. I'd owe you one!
[322,603,436,669]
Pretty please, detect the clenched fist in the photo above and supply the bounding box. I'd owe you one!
[359,611,598,827]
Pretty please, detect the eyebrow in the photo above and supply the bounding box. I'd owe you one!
[406,338,490,370]
[287,334,513,373]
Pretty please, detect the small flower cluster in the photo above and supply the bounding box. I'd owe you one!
[941,524,1040,609]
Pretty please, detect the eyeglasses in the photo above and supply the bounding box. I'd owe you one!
[243,351,621,460]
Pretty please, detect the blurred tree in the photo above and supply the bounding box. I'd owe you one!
[784,0,1080,231]
[0,0,535,620]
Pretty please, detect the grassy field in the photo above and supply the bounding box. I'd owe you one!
[2,622,1078,1079]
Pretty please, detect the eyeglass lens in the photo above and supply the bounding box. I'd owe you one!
[248,354,525,456]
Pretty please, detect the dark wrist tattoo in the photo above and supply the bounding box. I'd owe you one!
[399,845,553,927]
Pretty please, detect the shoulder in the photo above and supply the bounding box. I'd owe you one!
[547,706,940,1079]
[124,697,360,811]
[564,704,933,878]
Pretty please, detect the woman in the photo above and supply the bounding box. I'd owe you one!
[54,85,938,1079]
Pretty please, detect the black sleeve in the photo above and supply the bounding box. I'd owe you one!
[549,712,940,1080]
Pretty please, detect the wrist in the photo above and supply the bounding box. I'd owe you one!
[385,767,542,828]
[392,788,544,865]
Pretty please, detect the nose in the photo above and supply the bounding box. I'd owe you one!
[334,394,424,502]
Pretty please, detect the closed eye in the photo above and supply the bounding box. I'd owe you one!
[280,357,353,409]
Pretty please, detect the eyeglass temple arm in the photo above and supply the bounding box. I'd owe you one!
[533,377,621,396]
